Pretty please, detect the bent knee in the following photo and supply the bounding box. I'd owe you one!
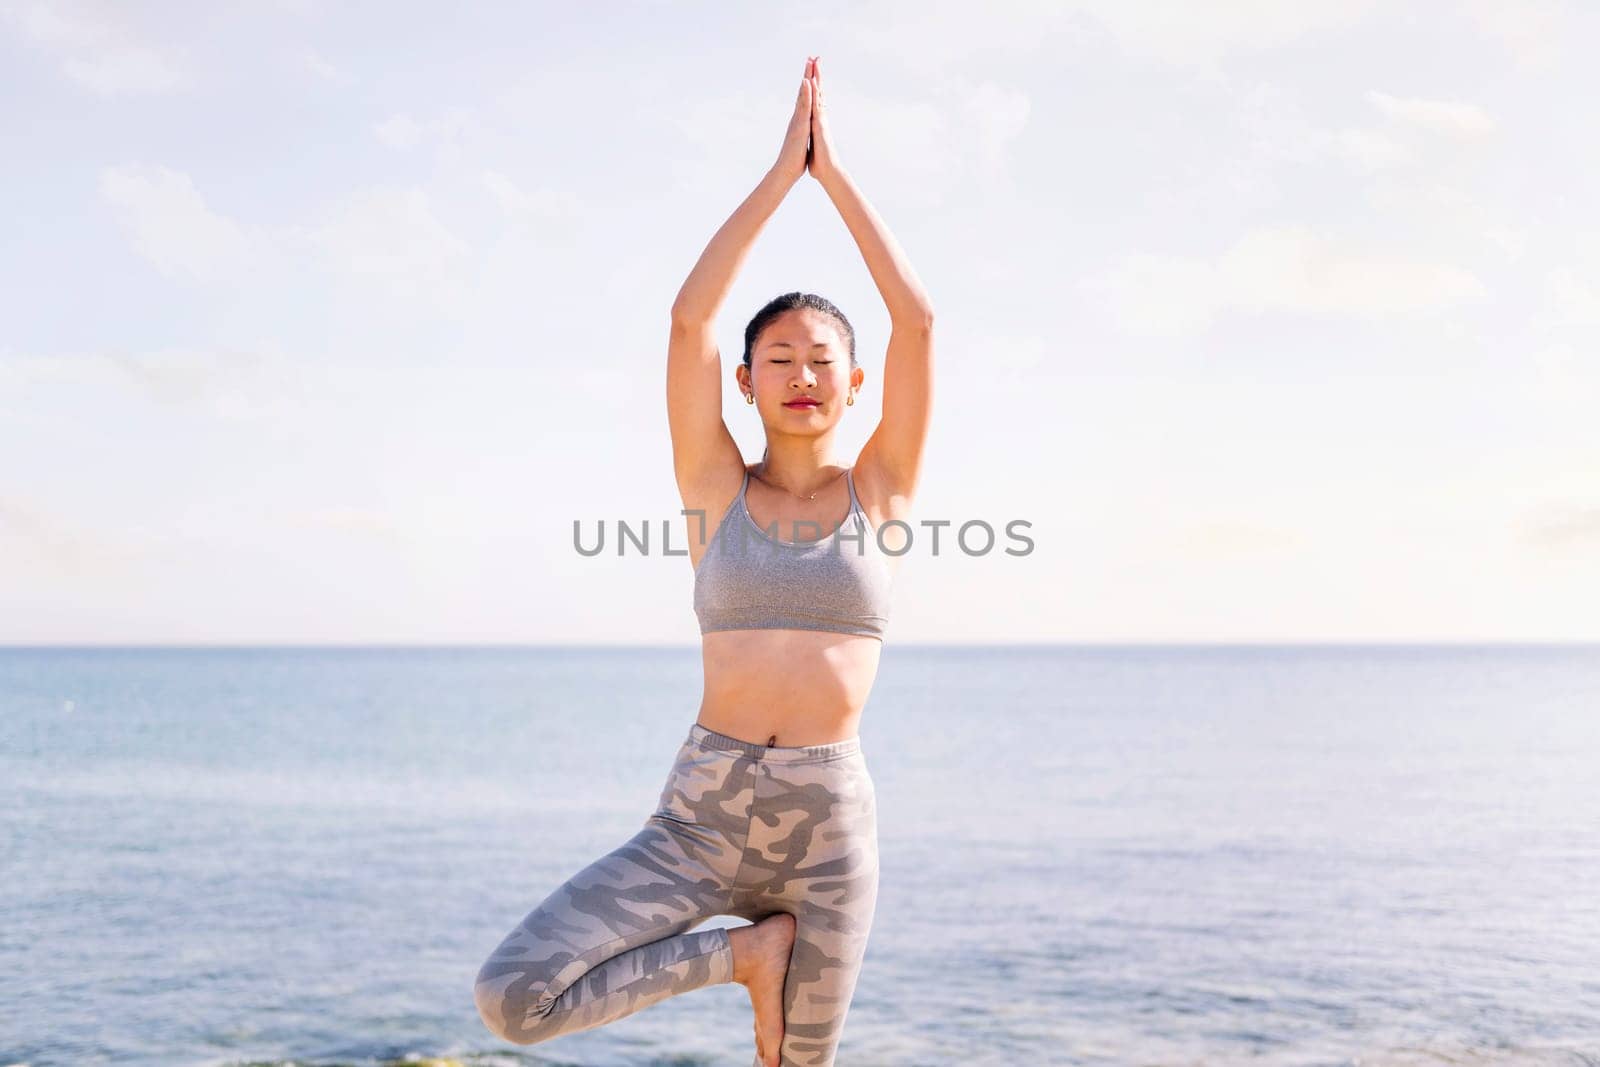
[473,966,517,1043]
[474,962,559,1046]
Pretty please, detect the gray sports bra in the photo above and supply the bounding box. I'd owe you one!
[693,466,894,640]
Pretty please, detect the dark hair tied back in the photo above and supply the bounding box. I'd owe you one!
[742,292,857,368]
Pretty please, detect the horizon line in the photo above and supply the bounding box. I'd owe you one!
[1,640,1596,651]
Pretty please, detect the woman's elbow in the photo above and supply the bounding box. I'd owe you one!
[670,303,713,330]
[894,306,935,331]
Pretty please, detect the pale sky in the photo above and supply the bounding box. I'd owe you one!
[2,0,1596,645]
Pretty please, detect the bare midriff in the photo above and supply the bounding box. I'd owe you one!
[696,628,883,746]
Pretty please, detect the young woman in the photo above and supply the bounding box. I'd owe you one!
[474,56,934,1067]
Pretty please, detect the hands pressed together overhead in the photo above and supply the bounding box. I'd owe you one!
[777,55,840,186]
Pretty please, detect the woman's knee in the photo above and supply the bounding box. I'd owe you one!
[474,957,559,1046]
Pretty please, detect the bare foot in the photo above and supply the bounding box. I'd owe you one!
[729,911,796,1067]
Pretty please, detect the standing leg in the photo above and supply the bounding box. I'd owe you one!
[738,753,881,1067]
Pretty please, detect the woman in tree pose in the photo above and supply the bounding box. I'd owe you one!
[474,55,934,1067]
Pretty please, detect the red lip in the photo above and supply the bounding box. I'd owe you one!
[784,400,819,407]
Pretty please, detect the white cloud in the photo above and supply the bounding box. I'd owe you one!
[1157,79,1336,207]
[1361,176,1504,248]
[1520,496,1600,552]
[99,347,265,407]
[1483,226,1529,263]
[311,186,472,311]
[1229,81,1330,167]
[939,329,1044,389]
[1240,89,1494,181]
[98,164,254,281]
[1174,518,1308,559]
[1082,225,1487,335]
[784,0,1079,65]
[1166,77,1490,212]
[0,492,165,578]
[0,345,313,423]
[480,169,582,235]
[1364,90,1497,140]
[1069,0,1384,69]
[373,113,427,149]
[1543,267,1600,326]
[963,81,1032,181]
[373,107,481,163]
[298,47,354,86]
[95,163,476,319]
[3,2,189,95]
[1464,0,1568,71]
[658,87,782,192]
[289,505,403,541]
[788,0,1386,70]
[63,43,185,95]
[1335,127,1415,174]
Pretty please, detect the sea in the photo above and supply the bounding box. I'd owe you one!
[2,644,1597,1067]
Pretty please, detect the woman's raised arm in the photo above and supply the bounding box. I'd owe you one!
[666,60,814,501]
[807,58,936,503]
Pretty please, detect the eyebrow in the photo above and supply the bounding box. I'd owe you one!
[766,342,830,348]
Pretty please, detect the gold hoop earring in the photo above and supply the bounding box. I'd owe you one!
[846,393,854,406]
[745,392,755,404]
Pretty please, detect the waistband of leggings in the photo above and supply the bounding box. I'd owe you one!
[688,722,861,763]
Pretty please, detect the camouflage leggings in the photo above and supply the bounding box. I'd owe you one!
[473,722,880,1067]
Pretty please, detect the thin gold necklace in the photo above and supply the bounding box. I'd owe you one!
[753,460,846,501]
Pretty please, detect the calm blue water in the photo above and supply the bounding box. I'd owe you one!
[2,645,1598,1067]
